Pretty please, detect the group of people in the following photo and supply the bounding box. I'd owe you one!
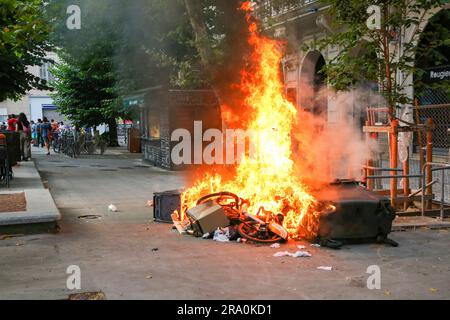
[0,114,66,159]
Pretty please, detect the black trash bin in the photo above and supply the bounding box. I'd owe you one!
[153,190,181,223]
[0,131,21,165]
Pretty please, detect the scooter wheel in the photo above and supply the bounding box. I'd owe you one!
[237,221,282,244]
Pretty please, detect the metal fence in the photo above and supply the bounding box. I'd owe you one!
[377,159,450,205]
[414,103,450,152]
[415,85,450,154]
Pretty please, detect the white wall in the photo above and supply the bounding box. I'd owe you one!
[30,96,54,122]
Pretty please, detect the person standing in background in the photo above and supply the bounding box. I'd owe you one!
[16,113,31,161]
[7,114,18,132]
[41,117,52,155]
[51,119,58,132]
[36,119,43,147]
[30,121,37,146]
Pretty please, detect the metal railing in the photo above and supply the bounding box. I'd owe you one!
[257,0,321,19]
[421,162,450,219]
[363,162,450,219]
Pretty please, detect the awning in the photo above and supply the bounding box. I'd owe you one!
[123,95,145,107]
[122,86,163,107]
[42,104,57,110]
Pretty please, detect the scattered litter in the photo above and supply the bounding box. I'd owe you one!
[273,251,291,257]
[108,204,118,212]
[310,244,321,247]
[147,200,153,207]
[237,238,247,243]
[317,266,333,271]
[270,243,281,248]
[78,215,102,220]
[429,288,438,293]
[151,248,159,252]
[213,226,238,242]
[291,251,312,257]
[213,228,230,242]
[202,232,211,239]
[171,213,190,234]
[297,245,306,249]
[145,275,153,279]
[273,251,312,258]
[384,291,391,296]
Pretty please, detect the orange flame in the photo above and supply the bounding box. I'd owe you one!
[179,1,320,239]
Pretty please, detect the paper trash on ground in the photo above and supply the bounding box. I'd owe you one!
[317,266,333,271]
[273,251,312,258]
[213,228,230,242]
[108,204,118,212]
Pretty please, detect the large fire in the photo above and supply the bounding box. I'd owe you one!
[179,2,321,239]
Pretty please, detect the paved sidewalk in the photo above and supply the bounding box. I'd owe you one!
[0,148,449,299]
[0,159,60,233]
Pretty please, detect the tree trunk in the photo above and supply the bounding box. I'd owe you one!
[183,0,250,128]
[183,0,216,83]
[107,118,119,147]
[382,4,394,120]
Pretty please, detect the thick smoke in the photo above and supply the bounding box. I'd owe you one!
[293,85,384,189]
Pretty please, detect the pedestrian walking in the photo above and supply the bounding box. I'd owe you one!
[36,119,43,147]
[41,117,52,155]
[16,113,31,161]
[30,121,37,146]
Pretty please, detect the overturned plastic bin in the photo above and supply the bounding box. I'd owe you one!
[153,190,181,223]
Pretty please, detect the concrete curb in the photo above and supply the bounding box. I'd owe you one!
[392,216,450,231]
[0,161,61,232]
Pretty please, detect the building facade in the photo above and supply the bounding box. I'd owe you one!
[260,0,450,155]
[0,52,65,124]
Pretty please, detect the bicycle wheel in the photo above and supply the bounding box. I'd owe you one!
[53,140,60,153]
[71,145,78,158]
[237,221,282,243]
[99,142,107,155]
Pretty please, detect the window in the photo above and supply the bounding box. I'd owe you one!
[148,111,160,140]
[39,62,54,82]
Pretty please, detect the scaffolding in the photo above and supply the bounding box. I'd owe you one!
[363,106,450,218]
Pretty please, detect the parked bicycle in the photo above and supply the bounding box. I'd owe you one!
[53,130,77,158]
[53,129,107,158]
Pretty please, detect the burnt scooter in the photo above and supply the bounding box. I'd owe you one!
[196,192,287,243]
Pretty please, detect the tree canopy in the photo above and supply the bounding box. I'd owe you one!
[48,0,206,139]
[0,0,52,101]
[314,0,448,118]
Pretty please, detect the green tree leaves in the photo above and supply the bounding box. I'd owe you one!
[0,0,52,101]
[315,0,447,117]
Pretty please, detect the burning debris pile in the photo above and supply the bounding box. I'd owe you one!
[172,191,335,244]
[167,2,397,247]
[170,3,332,243]
[175,2,320,242]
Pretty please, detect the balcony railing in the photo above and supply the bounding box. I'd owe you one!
[257,0,320,19]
